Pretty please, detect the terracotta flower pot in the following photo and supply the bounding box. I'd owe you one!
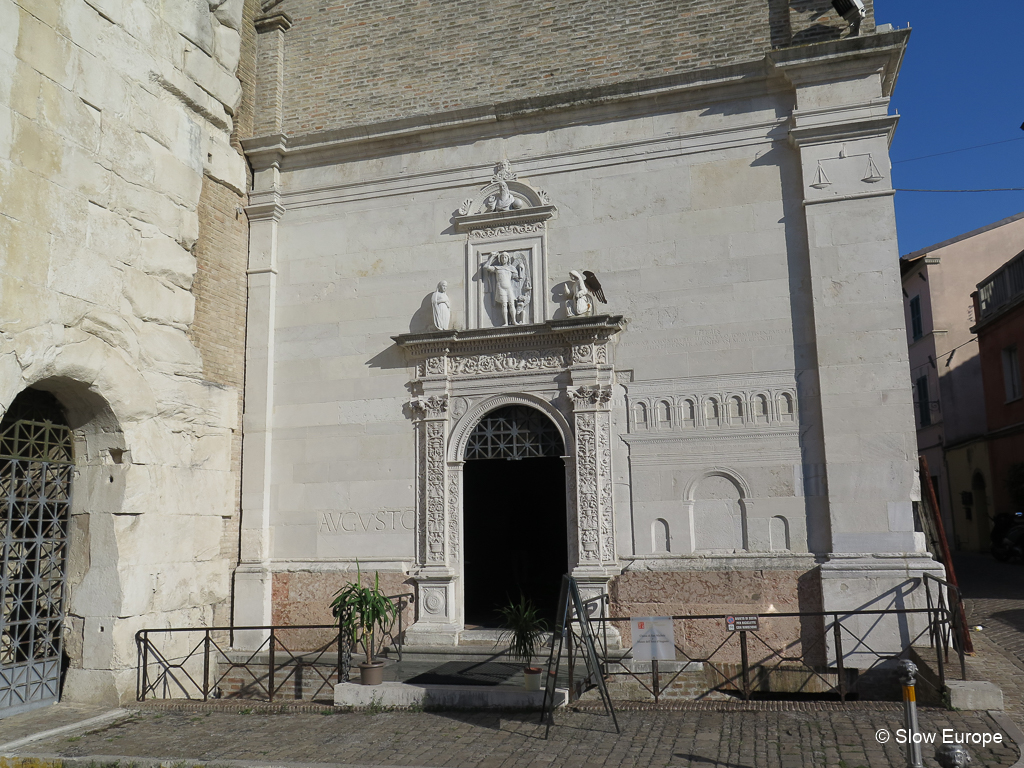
[524,666,542,691]
[359,660,386,686]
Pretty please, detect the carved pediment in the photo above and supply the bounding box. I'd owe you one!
[453,161,555,233]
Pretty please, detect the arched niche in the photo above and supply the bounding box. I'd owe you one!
[685,468,751,554]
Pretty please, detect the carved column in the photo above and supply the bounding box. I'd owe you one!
[408,390,459,644]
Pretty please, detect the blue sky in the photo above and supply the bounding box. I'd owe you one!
[883,0,1024,255]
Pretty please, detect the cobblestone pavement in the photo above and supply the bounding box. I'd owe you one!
[954,552,1024,734]
[0,703,1018,768]
[3,554,1024,767]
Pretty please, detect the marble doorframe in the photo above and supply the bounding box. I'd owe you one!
[393,315,625,645]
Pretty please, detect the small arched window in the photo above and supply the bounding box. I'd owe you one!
[705,398,720,427]
[657,400,672,428]
[682,399,696,428]
[779,392,795,423]
[727,396,743,424]
[754,394,769,424]
[633,402,648,430]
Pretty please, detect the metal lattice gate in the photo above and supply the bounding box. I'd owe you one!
[0,392,73,716]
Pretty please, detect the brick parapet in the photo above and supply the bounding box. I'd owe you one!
[272,0,870,137]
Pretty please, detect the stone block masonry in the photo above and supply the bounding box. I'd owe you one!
[277,0,867,136]
[0,0,254,704]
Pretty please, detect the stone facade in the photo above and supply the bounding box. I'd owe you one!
[237,0,941,669]
[0,0,941,708]
[0,0,253,703]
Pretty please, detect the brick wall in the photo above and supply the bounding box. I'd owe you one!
[275,0,872,136]
[191,0,262,625]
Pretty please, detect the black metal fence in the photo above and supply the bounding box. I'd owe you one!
[569,577,967,705]
[135,593,413,703]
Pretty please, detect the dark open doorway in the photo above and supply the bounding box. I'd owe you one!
[461,406,568,627]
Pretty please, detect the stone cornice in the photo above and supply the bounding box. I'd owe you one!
[254,10,292,33]
[789,112,899,148]
[393,315,625,359]
[767,29,910,99]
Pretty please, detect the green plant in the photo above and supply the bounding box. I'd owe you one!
[496,594,548,668]
[330,560,399,665]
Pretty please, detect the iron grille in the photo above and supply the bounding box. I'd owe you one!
[464,406,564,460]
[0,390,73,716]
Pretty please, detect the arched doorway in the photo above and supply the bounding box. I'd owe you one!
[462,405,567,626]
[0,389,74,715]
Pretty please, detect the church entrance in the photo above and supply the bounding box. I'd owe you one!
[462,406,568,627]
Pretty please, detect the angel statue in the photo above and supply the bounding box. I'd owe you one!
[565,270,607,317]
[483,251,530,326]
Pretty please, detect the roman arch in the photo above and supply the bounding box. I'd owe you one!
[394,315,625,644]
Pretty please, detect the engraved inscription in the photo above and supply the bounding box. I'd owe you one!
[318,510,415,534]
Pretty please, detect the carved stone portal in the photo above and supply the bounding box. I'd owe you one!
[393,315,624,641]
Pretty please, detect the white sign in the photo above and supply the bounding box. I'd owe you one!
[630,616,676,661]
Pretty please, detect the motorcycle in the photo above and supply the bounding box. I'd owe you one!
[991,511,1024,561]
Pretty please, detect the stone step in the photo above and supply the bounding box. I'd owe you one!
[334,680,568,710]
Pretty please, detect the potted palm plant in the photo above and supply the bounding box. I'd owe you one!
[497,595,549,691]
[330,561,399,686]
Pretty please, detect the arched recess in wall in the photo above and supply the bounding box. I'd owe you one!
[0,378,126,711]
[685,468,750,554]
[0,331,146,705]
[652,518,671,553]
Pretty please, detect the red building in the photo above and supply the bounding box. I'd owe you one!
[973,249,1024,518]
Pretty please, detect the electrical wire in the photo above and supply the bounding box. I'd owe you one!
[892,137,1024,164]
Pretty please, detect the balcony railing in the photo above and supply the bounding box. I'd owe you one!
[978,251,1024,320]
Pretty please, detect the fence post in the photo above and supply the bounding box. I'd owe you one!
[567,621,575,702]
[269,627,276,702]
[898,659,924,768]
[740,630,750,701]
[203,631,211,701]
[832,615,846,702]
[140,631,149,702]
[342,618,350,684]
[652,658,660,704]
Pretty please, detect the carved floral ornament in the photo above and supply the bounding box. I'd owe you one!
[411,395,449,419]
[571,385,613,406]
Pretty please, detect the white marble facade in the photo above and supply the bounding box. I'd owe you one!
[237,31,941,648]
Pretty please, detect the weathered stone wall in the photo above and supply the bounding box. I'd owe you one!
[0,0,249,703]
[274,0,872,136]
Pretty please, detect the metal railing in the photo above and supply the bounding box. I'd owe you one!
[922,572,969,681]
[136,593,413,703]
[567,596,960,705]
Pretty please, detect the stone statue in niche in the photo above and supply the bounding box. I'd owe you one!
[483,251,531,326]
[431,281,451,331]
[483,181,525,213]
[565,270,606,317]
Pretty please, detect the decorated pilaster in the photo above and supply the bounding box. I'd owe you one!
[568,330,619,603]
[408,388,459,644]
